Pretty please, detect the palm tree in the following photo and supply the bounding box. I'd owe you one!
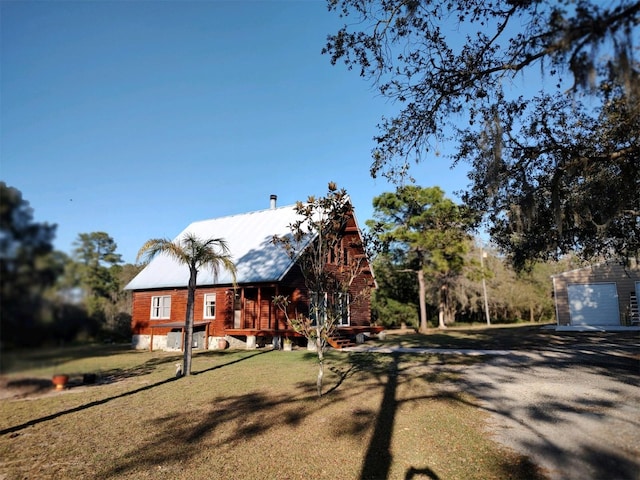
[137,233,237,376]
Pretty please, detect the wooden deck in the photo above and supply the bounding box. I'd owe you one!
[224,326,385,350]
[224,326,383,337]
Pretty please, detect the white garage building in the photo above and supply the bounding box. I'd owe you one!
[552,261,640,329]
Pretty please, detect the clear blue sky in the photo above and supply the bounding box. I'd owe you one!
[1,0,470,264]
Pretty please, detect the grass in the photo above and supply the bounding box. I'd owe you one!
[379,322,640,350]
[0,329,558,480]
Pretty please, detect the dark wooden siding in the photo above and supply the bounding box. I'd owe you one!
[131,287,232,336]
[130,208,377,340]
[341,223,375,326]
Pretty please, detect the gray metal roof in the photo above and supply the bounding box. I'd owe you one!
[125,203,314,290]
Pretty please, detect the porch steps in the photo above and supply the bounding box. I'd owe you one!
[327,332,356,350]
[631,293,639,326]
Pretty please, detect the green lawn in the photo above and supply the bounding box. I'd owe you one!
[0,333,549,480]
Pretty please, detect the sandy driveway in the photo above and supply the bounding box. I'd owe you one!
[462,346,640,480]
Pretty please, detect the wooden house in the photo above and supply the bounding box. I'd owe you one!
[125,196,379,350]
[551,260,640,329]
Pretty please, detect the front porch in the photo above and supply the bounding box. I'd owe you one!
[224,325,386,350]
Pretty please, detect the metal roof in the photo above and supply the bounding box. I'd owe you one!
[550,260,639,278]
[125,203,315,290]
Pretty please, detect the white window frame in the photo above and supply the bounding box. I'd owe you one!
[203,293,217,319]
[151,295,171,319]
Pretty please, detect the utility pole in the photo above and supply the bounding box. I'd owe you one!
[480,246,491,325]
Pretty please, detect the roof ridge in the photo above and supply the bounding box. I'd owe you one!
[189,202,299,225]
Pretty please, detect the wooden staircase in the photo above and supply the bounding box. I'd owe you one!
[326,332,356,350]
[631,292,640,326]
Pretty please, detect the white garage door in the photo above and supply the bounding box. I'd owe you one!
[567,283,620,326]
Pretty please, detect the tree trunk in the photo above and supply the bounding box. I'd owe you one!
[316,325,324,396]
[183,268,197,376]
[445,305,455,325]
[438,284,447,329]
[417,269,428,333]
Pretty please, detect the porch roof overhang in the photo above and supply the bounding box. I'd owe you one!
[151,321,213,329]
[225,326,385,336]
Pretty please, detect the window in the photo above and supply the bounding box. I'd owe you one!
[309,292,327,326]
[204,293,217,318]
[309,292,350,326]
[151,296,171,319]
[329,244,337,264]
[329,240,346,265]
[336,292,350,326]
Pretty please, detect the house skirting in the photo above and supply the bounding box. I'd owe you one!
[132,326,385,351]
[132,334,168,351]
[132,334,230,351]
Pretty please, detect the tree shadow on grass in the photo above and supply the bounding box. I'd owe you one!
[0,353,186,403]
[355,352,549,480]
[0,377,181,437]
[97,352,389,478]
[379,327,640,365]
[1,377,54,398]
[191,349,272,375]
[323,351,387,395]
[98,387,321,478]
[1,344,133,375]
[0,351,268,436]
[404,466,440,479]
[97,353,183,383]
[92,349,554,480]
[359,352,400,480]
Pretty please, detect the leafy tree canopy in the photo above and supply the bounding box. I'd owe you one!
[72,232,123,299]
[0,182,59,345]
[0,182,56,267]
[137,234,237,376]
[73,232,122,268]
[324,0,640,268]
[368,185,472,267]
[368,185,473,329]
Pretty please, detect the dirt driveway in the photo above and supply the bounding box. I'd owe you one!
[461,341,640,480]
